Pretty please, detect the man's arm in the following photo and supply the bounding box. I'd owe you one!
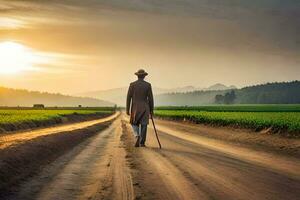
[148,85,154,115]
[126,84,133,115]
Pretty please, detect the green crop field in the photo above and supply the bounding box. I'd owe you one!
[155,105,300,112]
[0,109,112,124]
[0,108,115,132]
[155,105,300,136]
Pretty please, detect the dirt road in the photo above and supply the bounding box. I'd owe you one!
[8,113,300,200]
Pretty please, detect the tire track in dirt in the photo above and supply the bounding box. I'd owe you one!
[122,118,209,200]
[150,132,300,200]
[93,118,134,200]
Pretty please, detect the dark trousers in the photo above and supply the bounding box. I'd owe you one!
[132,124,147,144]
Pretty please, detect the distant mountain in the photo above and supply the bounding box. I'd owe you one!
[155,81,300,106]
[77,87,127,106]
[77,84,237,106]
[0,87,113,107]
[206,83,236,91]
[166,86,198,93]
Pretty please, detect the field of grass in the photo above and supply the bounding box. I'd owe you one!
[155,105,300,136]
[0,108,115,132]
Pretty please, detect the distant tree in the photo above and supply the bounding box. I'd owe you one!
[33,104,45,108]
[224,90,236,104]
[215,94,224,104]
[215,90,236,104]
[236,81,300,104]
[230,90,236,103]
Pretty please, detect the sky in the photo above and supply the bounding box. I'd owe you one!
[0,0,299,94]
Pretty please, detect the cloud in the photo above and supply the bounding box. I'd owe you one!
[0,0,299,92]
[1,0,298,52]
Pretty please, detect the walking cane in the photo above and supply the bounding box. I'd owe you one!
[150,113,162,149]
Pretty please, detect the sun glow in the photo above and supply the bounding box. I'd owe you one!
[0,18,25,29]
[0,41,42,74]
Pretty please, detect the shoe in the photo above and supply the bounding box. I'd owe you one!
[140,144,146,147]
[135,136,140,147]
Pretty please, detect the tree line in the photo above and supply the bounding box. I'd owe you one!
[215,90,236,104]
[215,81,300,104]
[155,81,300,106]
[0,87,113,107]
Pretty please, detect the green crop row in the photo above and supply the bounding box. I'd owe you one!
[154,110,300,134]
[155,105,300,112]
[0,109,113,125]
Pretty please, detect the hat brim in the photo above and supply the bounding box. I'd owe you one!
[135,72,148,76]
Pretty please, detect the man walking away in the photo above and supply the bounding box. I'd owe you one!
[126,69,154,147]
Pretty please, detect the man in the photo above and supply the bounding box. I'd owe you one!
[126,69,154,147]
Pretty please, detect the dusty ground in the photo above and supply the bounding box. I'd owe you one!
[2,113,300,200]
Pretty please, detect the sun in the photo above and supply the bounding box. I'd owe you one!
[0,41,38,74]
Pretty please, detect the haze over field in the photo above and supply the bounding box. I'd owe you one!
[78,83,237,106]
[0,0,299,95]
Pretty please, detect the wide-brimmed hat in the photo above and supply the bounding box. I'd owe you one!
[134,69,148,76]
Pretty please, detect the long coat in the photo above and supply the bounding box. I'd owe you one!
[126,79,154,125]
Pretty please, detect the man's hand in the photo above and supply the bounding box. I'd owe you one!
[126,111,130,116]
